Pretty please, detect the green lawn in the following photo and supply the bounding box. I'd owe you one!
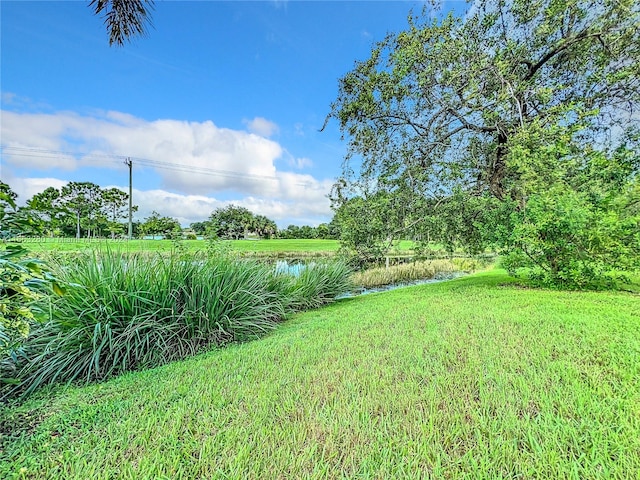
[2,270,639,479]
[231,239,341,253]
[13,238,423,257]
[14,238,342,255]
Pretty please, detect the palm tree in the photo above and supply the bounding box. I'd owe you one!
[89,0,154,46]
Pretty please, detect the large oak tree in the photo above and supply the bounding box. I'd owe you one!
[327,0,639,286]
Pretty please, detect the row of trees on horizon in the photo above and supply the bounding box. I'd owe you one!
[0,181,340,241]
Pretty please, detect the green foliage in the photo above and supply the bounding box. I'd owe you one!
[20,181,136,239]
[332,195,396,266]
[207,205,278,240]
[270,261,353,311]
[101,187,135,239]
[501,186,639,288]
[2,250,352,399]
[0,245,52,361]
[139,210,181,238]
[496,129,640,288]
[0,184,63,386]
[25,187,63,236]
[208,204,254,240]
[0,182,41,240]
[189,221,208,235]
[327,0,640,288]
[278,223,338,240]
[59,181,104,239]
[253,214,278,239]
[2,271,639,478]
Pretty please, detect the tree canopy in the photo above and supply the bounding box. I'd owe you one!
[140,211,181,239]
[207,205,278,240]
[327,0,639,286]
[10,182,136,239]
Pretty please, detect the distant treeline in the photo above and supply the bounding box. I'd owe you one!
[0,181,339,240]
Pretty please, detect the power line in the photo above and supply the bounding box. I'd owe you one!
[0,145,317,186]
[0,145,273,181]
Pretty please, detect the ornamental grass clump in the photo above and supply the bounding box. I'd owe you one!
[352,259,462,288]
[6,250,353,399]
[268,261,352,312]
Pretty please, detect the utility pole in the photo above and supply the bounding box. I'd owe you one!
[125,158,133,240]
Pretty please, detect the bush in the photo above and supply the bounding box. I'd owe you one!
[1,186,62,387]
[0,245,55,386]
[269,261,352,311]
[501,184,640,289]
[3,251,351,399]
[351,259,459,288]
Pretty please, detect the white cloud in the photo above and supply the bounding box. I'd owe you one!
[294,122,305,136]
[1,92,52,112]
[132,183,332,226]
[288,157,313,169]
[2,109,284,195]
[5,176,68,202]
[1,111,75,165]
[131,189,222,225]
[243,116,280,137]
[1,108,335,225]
[1,92,17,104]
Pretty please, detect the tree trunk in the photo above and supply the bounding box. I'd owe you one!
[490,132,508,200]
[112,206,117,240]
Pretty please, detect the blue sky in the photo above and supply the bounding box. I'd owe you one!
[1,0,466,227]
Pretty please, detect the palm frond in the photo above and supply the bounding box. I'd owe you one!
[90,0,154,46]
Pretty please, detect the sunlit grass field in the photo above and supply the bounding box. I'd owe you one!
[2,270,638,479]
[15,238,422,258]
[15,238,341,254]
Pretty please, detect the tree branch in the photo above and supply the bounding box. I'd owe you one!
[446,108,497,133]
[525,29,604,81]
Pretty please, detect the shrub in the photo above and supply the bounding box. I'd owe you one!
[0,245,56,386]
[1,186,62,387]
[269,261,352,311]
[496,128,640,289]
[3,251,351,399]
[351,259,462,288]
[501,184,640,289]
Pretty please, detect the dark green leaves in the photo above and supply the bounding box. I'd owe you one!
[327,0,639,287]
[89,0,154,46]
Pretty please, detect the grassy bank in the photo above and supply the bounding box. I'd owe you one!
[2,270,639,478]
[1,251,352,400]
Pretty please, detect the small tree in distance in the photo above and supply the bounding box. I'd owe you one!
[140,211,181,239]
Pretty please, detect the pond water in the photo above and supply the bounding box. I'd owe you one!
[274,260,465,298]
[337,272,465,299]
[275,260,307,276]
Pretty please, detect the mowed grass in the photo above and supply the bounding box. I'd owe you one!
[17,238,342,255]
[15,238,421,256]
[2,270,639,479]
